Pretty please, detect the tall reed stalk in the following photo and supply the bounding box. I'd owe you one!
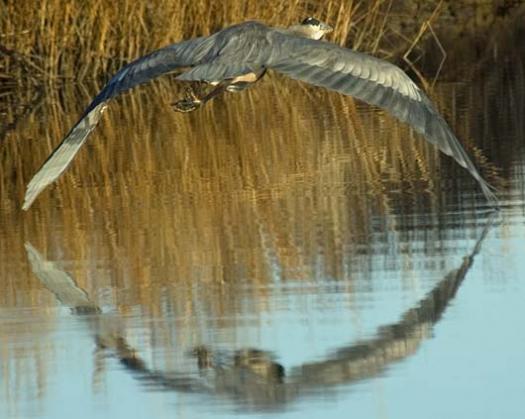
[1,0,441,84]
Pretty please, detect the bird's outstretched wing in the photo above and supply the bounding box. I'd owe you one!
[23,36,218,210]
[24,21,498,209]
[262,31,498,205]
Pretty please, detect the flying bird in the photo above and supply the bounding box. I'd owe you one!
[22,18,498,210]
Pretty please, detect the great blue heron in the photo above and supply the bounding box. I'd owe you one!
[22,18,498,210]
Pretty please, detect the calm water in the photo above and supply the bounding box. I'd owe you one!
[1,47,524,419]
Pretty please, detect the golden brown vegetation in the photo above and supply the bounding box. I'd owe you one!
[2,74,499,312]
[0,0,510,311]
[2,0,523,86]
[0,0,448,86]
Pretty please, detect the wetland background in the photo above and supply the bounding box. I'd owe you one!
[1,1,525,418]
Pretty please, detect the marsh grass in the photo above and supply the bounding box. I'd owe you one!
[0,0,442,85]
[1,77,446,297]
[0,0,506,309]
[3,69,505,305]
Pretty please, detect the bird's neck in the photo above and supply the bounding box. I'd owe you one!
[285,24,324,40]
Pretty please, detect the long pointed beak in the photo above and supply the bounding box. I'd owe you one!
[321,23,333,33]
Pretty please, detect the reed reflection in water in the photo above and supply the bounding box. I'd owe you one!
[23,212,497,409]
[2,76,456,296]
[0,46,524,419]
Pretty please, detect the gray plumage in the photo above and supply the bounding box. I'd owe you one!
[22,20,497,210]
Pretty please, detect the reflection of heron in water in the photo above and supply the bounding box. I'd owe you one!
[23,18,498,210]
[25,211,496,409]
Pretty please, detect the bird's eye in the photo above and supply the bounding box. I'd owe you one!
[302,17,320,26]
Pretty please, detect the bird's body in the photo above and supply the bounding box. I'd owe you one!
[22,19,497,210]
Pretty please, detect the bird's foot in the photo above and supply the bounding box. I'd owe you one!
[172,98,202,113]
[171,87,202,113]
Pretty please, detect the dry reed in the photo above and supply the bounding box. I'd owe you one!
[0,0,445,85]
[0,77,447,302]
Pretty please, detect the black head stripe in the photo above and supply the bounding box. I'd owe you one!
[301,17,320,26]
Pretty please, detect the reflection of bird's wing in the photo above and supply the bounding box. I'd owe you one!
[23,36,219,210]
[295,211,496,387]
[261,32,497,205]
[25,243,98,311]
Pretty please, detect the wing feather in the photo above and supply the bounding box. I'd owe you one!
[264,32,497,205]
[23,37,218,210]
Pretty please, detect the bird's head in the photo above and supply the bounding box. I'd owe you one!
[298,17,333,40]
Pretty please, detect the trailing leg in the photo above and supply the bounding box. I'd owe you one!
[171,81,231,113]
